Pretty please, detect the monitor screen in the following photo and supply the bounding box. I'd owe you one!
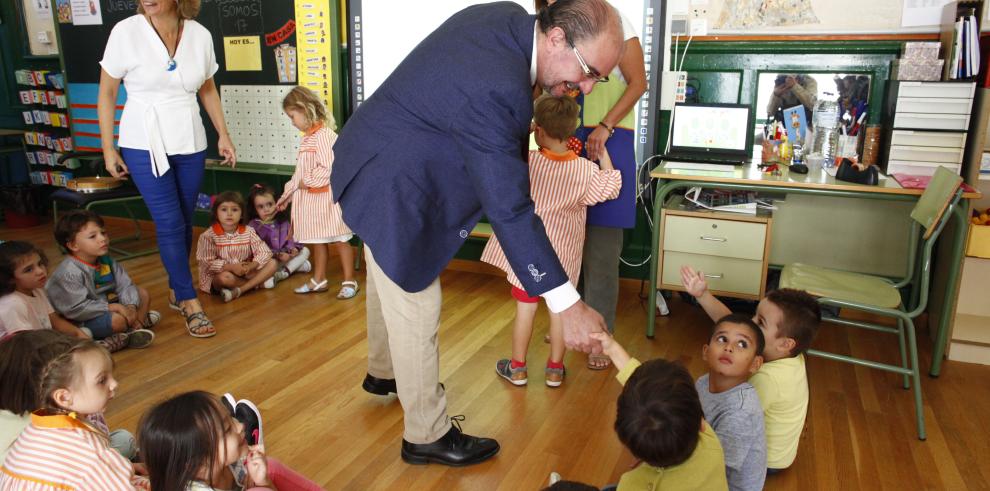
[670,104,752,154]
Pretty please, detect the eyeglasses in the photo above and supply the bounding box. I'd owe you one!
[570,43,609,84]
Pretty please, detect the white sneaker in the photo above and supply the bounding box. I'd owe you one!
[263,277,276,289]
[298,260,312,273]
[221,288,241,303]
[656,291,670,316]
[274,269,290,282]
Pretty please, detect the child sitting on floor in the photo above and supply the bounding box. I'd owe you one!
[46,210,157,352]
[139,390,324,491]
[697,314,767,491]
[584,330,728,490]
[247,183,312,286]
[483,95,621,388]
[0,241,88,341]
[681,265,820,472]
[197,191,279,303]
[0,335,147,489]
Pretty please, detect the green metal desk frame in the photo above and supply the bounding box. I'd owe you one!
[646,178,972,377]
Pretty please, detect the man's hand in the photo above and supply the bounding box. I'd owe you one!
[679,265,709,298]
[559,300,608,354]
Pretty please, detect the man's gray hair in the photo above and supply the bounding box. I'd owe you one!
[536,0,621,46]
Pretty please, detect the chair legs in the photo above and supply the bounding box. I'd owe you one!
[901,313,927,441]
[896,317,910,390]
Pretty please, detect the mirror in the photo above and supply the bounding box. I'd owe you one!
[756,72,871,133]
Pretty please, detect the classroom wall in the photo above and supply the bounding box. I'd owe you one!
[697,0,967,34]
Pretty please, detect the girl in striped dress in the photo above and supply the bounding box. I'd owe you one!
[276,87,357,299]
[0,334,149,490]
[482,95,621,388]
[196,191,278,303]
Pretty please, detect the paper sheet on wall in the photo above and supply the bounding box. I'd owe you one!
[69,0,102,26]
[31,0,53,20]
[295,0,334,115]
[901,0,953,27]
[224,36,263,71]
[717,0,818,29]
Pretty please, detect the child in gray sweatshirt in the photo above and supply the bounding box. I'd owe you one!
[696,314,767,491]
[46,210,156,351]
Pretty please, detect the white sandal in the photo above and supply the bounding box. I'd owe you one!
[337,280,359,300]
[295,278,328,294]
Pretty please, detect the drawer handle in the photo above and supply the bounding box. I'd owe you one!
[699,236,727,242]
[704,273,723,279]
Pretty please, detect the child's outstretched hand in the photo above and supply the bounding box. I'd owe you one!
[588,331,631,372]
[679,265,709,298]
[245,445,271,488]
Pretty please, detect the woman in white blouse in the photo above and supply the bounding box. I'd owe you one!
[97,0,235,338]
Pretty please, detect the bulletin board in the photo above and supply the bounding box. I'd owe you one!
[348,0,666,167]
[52,0,343,165]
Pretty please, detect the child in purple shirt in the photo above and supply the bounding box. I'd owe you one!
[247,184,312,288]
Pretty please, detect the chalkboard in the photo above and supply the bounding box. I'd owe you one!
[58,0,301,86]
[54,0,343,161]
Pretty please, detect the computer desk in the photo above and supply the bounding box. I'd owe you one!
[647,162,983,376]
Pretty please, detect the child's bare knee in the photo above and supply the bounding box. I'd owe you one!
[110,313,129,332]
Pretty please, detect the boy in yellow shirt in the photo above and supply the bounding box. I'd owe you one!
[588,331,728,491]
[680,266,820,471]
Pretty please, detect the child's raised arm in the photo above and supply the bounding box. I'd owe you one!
[679,265,731,322]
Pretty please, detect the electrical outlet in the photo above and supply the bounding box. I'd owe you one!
[36,31,51,44]
[660,71,688,110]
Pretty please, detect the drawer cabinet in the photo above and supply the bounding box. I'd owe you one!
[883,81,976,176]
[658,207,772,300]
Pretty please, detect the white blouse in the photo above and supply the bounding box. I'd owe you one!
[100,15,219,177]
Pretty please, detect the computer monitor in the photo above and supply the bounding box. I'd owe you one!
[669,103,754,158]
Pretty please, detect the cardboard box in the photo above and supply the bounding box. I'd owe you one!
[969,224,990,258]
[892,59,944,81]
[903,42,941,61]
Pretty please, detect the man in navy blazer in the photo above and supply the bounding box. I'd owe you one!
[332,0,624,466]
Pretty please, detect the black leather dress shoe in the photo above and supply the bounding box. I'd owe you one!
[401,417,500,466]
[362,373,397,395]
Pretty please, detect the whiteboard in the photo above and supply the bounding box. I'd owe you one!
[349,0,665,164]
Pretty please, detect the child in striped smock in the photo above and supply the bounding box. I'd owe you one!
[276,86,357,299]
[0,334,148,490]
[196,191,278,303]
[483,95,622,388]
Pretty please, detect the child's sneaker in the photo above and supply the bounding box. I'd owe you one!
[298,260,312,273]
[274,269,290,282]
[545,364,565,388]
[220,393,236,415]
[142,310,161,329]
[221,287,241,303]
[235,399,263,446]
[96,332,129,353]
[495,359,527,386]
[126,329,155,349]
[263,277,276,289]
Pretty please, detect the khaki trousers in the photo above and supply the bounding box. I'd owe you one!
[364,247,451,444]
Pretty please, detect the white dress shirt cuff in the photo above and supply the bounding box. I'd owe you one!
[542,282,580,313]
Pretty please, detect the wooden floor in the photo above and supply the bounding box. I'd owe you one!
[3,219,990,491]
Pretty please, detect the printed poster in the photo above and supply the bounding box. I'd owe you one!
[31,0,53,20]
[56,0,72,24]
[224,36,263,71]
[294,0,334,114]
[70,0,103,26]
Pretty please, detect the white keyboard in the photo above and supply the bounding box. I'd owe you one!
[663,161,737,171]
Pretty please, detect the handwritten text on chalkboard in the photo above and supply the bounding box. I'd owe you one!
[217,0,264,36]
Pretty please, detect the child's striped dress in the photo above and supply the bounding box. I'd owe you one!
[282,124,351,243]
[481,148,621,290]
[196,224,274,292]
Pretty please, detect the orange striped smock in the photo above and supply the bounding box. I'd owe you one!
[481,148,621,290]
[281,124,351,243]
[0,411,145,490]
[196,223,274,293]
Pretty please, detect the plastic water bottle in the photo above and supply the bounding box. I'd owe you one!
[811,96,840,167]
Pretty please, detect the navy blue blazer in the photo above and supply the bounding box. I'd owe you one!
[332,2,567,295]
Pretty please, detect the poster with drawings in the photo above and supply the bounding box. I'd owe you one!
[717,0,819,29]
[294,0,334,114]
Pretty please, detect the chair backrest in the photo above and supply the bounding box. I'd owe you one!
[910,167,963,239]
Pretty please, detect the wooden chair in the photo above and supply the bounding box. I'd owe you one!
[779,166,964,441]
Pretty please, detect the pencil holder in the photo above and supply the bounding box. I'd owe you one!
[861,125,882,166]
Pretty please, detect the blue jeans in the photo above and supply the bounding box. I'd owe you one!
[121,148,205,301]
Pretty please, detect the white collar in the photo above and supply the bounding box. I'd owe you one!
[531,21,538,87]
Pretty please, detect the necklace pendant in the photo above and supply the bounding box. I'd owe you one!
[167,59,177,71]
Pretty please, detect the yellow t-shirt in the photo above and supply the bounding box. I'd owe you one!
[749,354,808,469]
[615,359,729,491]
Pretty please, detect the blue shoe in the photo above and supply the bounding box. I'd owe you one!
[495,359,527,386]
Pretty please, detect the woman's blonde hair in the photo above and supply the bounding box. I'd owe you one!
[282,86,336,130]
[137,0,201,20]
